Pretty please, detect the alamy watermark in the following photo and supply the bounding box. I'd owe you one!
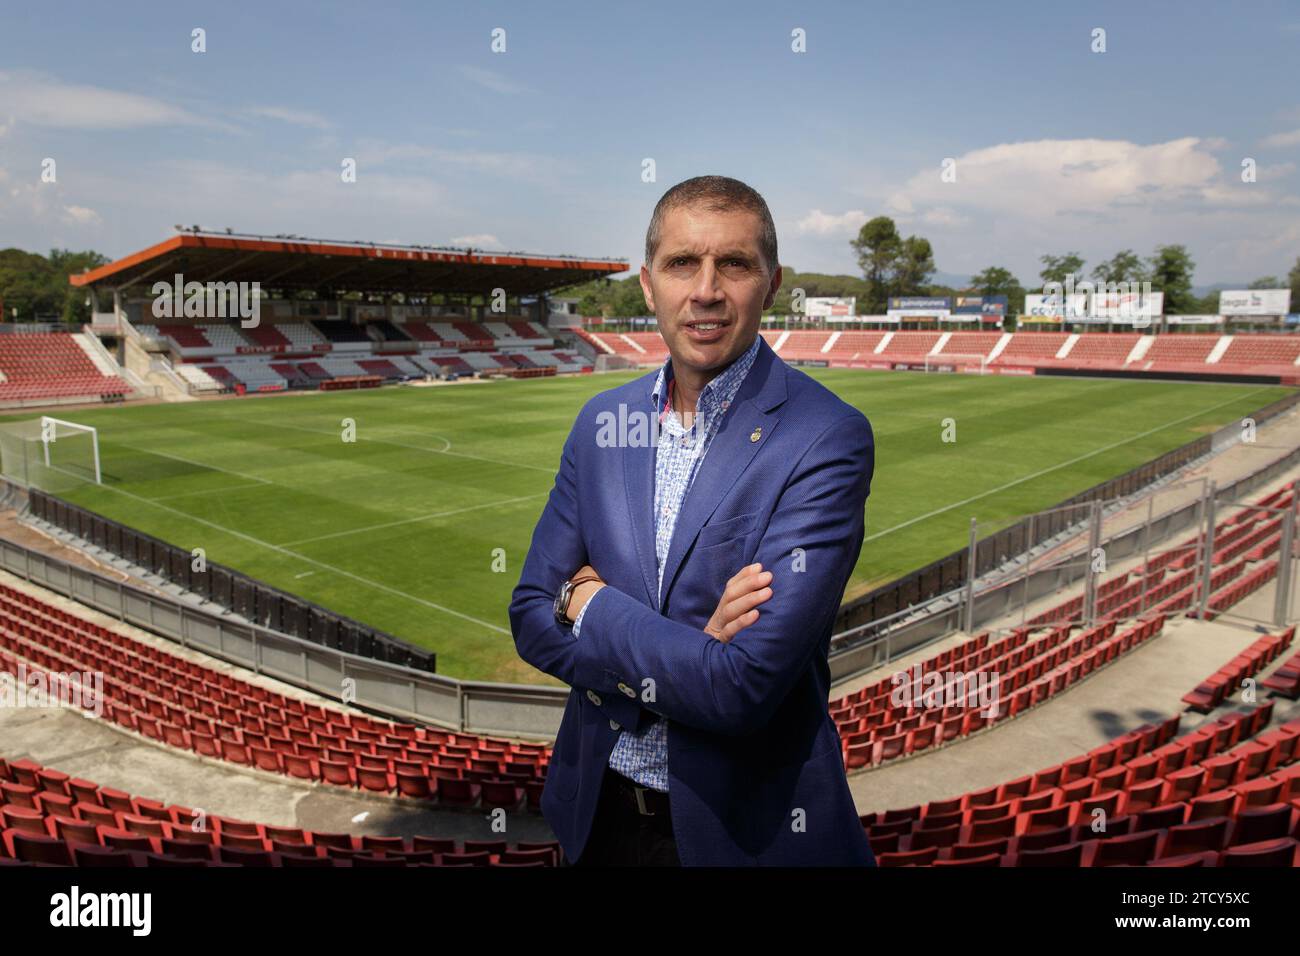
[0,662,104,718]
[151,273,261,328]
[1041,275,1159,328]
[890,665,1001,717]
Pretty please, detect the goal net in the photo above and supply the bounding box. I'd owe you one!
[923,353,989,374]
[0,417,102,492]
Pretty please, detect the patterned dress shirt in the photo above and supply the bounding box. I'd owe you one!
[570,333,761,791]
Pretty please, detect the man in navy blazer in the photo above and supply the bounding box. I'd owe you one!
[509,175,876,866]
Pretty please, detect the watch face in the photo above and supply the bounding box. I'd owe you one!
[554,581,570,622]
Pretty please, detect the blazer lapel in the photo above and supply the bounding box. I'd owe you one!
[621,335,788,612]
[623,417,660,608]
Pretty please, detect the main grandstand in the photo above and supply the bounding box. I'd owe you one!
[0,227,1297,875]
[62,229,624,401]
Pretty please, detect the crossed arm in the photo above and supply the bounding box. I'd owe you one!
[509,409,873,739]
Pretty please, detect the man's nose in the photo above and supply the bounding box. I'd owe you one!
[690,260,725,303]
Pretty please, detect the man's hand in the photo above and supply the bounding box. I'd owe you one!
[566,565,606,621]
[704,563,773,643]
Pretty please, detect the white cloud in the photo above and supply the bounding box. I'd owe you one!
[896,137,1236,217]
[247,105,333,130]
[61,205,101,225]
[920,206,969,228]
[794,208,868,235]
[822,135,1300,280]
[0,70,218,130]
[1261,128,1300,148]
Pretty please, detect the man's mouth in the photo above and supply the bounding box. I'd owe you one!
[683,319,730,340]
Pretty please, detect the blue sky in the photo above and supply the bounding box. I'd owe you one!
[1,0,1298,288]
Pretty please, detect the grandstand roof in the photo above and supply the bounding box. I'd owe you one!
[69,230,628,296]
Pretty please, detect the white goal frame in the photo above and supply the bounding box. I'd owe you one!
[923,353,989,375]
[40,416,101,484]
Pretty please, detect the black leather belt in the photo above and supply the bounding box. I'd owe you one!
[605,766,672,818]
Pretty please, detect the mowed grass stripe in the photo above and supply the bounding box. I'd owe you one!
[3,372,1288,684]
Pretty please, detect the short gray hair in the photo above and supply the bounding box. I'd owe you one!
[644,175,778,277]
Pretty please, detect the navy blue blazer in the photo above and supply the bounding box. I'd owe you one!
[509,334,876,865]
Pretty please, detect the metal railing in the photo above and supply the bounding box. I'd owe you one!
[0,533,563,738]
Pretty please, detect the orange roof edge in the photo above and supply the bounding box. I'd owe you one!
[68,233,627,288]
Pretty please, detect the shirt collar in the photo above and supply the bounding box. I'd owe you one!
[652,333,760,420]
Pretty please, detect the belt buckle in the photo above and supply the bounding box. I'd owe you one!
[632,784,656,816]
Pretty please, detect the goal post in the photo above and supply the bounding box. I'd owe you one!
[41,417,102,485]
[923,353,989,374]
[0,416,101,490]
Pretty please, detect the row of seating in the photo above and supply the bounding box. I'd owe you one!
[181,348,589,393]
[582,329,1300,380]
[0,756,562,867]
[862,698,1300,866]
[0,333,131,403]
[1181,627,1295,712]
[141,319,552,355]
[833,616,1165,769]
[0,582,556,812]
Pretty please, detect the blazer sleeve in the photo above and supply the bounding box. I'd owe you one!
[570,410,874,737]
[507,406,651,731]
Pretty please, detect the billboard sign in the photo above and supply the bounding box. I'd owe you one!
[1219,289,1292,316]
[954,295,1008,315]
[888,296,951,311]
[1024,293,1087,318]
[805,297,855,317]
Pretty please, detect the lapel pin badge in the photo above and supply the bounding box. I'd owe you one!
[750,427,762,443]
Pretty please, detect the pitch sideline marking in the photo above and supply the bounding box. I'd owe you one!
[82,481,511,635]
[278,492,550,547]
[864,387,1273,542]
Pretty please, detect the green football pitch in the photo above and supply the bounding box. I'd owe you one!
[2,371,1290,685]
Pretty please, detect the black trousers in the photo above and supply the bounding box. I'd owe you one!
[562,767,681,866]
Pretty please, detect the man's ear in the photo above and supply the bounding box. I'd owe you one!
[639,264,656,313]
[763,265,782,311]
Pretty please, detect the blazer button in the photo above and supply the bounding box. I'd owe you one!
[617,682,636,699]
[609,719,621,731]
[586,690,602,707]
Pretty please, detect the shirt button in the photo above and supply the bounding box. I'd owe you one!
[586,690,602,707]
[609,719,621,731]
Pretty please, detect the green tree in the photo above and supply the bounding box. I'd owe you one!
[1039,252,1086,290]
[892,236,935,296]
[1289,257,1300,312]
[850,216,902,313]
[1146,245,1197,314]
[1248,276,1280,289]
[969,265,1026,315]
[0,249,58,321]
[49,248,110,323]
[1093,250,1147,286]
